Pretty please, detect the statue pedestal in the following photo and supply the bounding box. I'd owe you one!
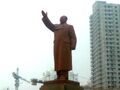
[40,80,83,90]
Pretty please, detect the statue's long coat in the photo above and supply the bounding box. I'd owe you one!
[42,16,77,71]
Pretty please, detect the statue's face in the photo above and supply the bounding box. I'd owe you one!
[60,16,67,24]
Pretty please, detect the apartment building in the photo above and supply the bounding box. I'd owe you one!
[90,1,120,90]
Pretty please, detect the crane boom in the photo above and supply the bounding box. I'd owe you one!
[19,76,30,83]
[12,72,30,83]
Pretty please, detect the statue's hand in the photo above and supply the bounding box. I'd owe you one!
[41,10,47,17]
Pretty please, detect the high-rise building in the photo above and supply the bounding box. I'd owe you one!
[90,1,120,90]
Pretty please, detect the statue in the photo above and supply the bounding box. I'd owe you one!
[41,10,77,80]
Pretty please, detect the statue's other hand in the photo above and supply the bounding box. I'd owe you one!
[41,10,47,17]
[71,47,75,50]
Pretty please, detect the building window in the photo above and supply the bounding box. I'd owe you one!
[117,51,120,53]
[116,43,119,45]
[116,26,119,28]
[115,22,118,24]
[118,55,120,58]
[116,30,119,32]
[116,34,119,36]
[117,47,120,49]
[115,10,117,12]
[116,38,119,41]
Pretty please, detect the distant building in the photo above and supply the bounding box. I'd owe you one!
[90,1,120,90]
[83,86,92,90]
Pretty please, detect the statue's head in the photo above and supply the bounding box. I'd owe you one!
[60,16,68,24]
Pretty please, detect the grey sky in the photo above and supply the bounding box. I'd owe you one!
[0,0,119,90]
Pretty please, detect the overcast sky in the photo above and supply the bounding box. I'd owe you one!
[0,0,120,90]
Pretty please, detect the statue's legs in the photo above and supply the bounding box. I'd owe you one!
[57,70,68,80]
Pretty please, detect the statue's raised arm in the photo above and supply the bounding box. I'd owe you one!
[41,10,55,31]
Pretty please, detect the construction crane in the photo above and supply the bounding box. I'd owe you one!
[12,68,30,90]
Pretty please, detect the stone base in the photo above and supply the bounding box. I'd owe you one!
[40,80,83,90]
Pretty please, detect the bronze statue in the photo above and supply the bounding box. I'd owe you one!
[41,10,77,80]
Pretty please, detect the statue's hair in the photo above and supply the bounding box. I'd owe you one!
[61,15,68,20]
[60,15,68,23]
